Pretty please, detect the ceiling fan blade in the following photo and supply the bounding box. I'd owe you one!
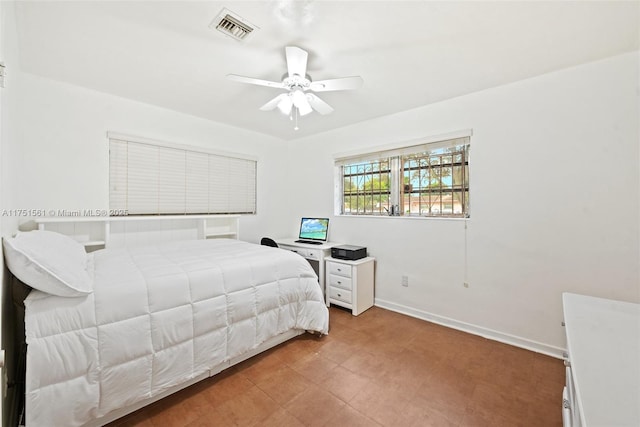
[285,46,308,78]
[259,93,289,111]
[226,74,285,89]
[309,76,364,92]
[306,94,334,115]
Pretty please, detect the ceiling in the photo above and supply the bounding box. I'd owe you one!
[13,1,640,140]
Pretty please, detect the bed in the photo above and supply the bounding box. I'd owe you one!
[3,230,329,427]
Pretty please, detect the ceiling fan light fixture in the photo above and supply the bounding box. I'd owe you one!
[291,89,312,116]
[277,94,293,115]
[298,104,313,116]
[291,89,306,105]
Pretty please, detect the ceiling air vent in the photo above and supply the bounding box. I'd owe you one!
[210,9,258,42]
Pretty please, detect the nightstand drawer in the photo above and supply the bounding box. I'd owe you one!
[327,261,352,278]
[329,274,352,290]
[329,286,352,304]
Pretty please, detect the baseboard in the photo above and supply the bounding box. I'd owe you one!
[374,298,565,359]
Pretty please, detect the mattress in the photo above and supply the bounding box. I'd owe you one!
[23,239,329,426]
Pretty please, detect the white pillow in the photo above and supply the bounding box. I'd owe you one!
[3,230,93,297]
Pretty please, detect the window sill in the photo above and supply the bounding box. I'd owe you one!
[337,214,469,221]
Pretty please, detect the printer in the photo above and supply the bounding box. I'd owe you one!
[331,245,367,261]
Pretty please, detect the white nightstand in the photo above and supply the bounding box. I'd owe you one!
[325,256,375,316]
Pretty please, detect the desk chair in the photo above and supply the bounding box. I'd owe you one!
[260,237,278,248]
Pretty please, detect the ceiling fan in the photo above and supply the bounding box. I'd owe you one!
[227,46,363,130]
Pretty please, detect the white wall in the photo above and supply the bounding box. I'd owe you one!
[10,72,290,243]
[1,1,23,229]
[286,52,640,354]
[1,1,23,237]
[1,1,25,424]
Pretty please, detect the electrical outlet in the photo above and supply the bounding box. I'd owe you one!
[401,275,409,287]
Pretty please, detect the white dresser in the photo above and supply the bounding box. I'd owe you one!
[562,293,640,427]
[326,256,375,316]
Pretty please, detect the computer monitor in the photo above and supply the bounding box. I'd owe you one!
[297,217,329,243]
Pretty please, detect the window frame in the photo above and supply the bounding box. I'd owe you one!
[334,131,471,219]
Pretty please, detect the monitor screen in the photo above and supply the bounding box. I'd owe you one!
[298,217,330,241]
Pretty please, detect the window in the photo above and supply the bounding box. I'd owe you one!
[109,134,257,215]
[342,159,391,215]
[335,134,470,218]
[402,144,469,216]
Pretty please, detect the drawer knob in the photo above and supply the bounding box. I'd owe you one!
[337,293,342,297]
[337,281,342,284]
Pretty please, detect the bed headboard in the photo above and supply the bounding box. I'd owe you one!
[34,215,240,251]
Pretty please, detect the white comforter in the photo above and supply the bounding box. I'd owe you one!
[24,239,329,427]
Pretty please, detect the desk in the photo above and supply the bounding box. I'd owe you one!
[275,238,341,306]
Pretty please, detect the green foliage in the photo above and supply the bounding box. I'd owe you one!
[343,167,390,214]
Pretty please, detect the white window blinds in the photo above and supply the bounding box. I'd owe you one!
[109,137,257,215]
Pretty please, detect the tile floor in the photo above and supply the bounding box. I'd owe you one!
[109,306,565,427]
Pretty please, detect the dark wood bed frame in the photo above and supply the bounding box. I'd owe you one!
[3,271,30,427]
